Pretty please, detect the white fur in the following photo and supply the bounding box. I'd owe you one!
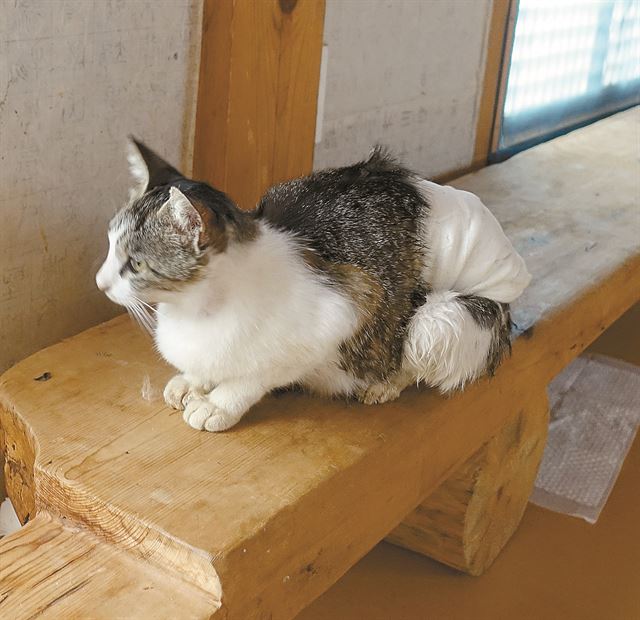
[95,224,134,305]
[301,361,366,398]
[127,141,149,199]
[163,187,202,239]
[155,223,360,431]
[403,290,494,392]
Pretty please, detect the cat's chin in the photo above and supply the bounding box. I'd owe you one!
[105,290,158,308]
[104,290,128,306]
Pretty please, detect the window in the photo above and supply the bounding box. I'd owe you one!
[494,0,640,157]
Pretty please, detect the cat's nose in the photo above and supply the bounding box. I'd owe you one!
[96,268,109,291]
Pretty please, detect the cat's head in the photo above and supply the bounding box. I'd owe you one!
[96,138,254,309]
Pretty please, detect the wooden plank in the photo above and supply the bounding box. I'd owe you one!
[0,109,638,619]
[2,255,637,618]
[0,513,219,618]
[0,405,35,525]
[219,1,282,210]
[489,0,518,154]
[192,0,234,193]
[388,388,549,575]
[272,0,325,185]
[193,0,325,210]
[473,0,515,166]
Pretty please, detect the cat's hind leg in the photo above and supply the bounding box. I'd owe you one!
[355,369,413,405]
[404,291,511,392]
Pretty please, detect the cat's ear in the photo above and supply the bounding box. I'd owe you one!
[160,187,203,241]
[127,136,184,197]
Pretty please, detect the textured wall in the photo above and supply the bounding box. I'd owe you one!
[314,0,492,177]
[0,0,201,371]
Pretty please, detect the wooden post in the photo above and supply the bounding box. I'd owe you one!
[473,0,517,165]
[387,389,549,576]
[193,0,326,210]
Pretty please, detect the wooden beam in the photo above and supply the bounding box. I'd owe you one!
[473,0,517,166]
[0,513,220,618]
[272,0,326,185]
[388,388,549,575]
[2,250,637,618]
[0,406,35,524]
[192,0,326,210]
[489,0,519,155]
[1,110,638,619]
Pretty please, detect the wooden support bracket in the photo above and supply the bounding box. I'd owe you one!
[387,389,549,575]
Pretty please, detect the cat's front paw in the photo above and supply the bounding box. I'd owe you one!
[183,398,240,432]
[164,375,200,410]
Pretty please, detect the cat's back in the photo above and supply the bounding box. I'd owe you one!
[253,148,427,265]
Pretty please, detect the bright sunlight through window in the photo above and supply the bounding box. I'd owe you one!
[498,0,640,153]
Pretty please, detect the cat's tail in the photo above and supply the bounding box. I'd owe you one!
[403,290,511,392]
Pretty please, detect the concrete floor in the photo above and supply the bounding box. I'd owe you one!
[298,305,640,620]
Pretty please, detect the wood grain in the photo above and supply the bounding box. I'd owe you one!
[0,405,35,525]
[192,0,234,193]
[0,110,638,619]
[271,0,326,185]
[388,389,550,575]
[0,513,219,618]
[490,0,518,154]
[473,0,515,165]
[193,0,325,210]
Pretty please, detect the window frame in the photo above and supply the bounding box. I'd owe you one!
[477,0,640,165]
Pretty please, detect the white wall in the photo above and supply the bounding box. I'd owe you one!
[0,0,202,371]
[314,0,492,178]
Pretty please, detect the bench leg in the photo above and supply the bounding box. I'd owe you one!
[386,389,549,576]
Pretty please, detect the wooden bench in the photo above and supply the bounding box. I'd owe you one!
[1,108,639,619]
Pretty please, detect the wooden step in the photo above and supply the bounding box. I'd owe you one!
[1,108,639,619]
[0,513,219,618]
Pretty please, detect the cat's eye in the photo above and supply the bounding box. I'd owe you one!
[127,257,146,273]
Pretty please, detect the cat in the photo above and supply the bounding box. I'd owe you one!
[96,138,531,432]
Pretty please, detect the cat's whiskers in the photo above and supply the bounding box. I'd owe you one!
[125,306,145,333]
[128,304,147,333]
[131,296,165,336]
[133,296,164,318]
[138,304,156,333]
[127,301,155,335]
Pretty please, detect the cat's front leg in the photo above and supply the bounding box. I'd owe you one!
[182,380,267,432]
[163,374,213,410]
